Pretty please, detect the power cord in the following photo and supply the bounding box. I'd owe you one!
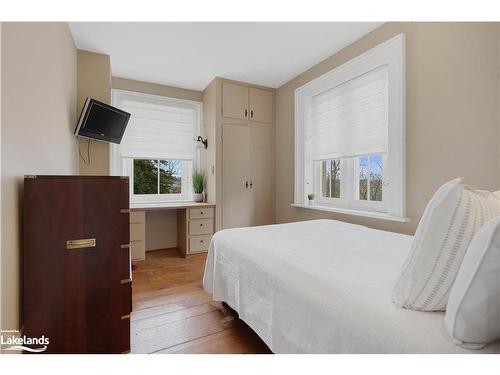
[78,138,92,165]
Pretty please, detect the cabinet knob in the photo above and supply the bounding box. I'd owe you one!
[244,109,248,118]
[250,110,254,118]
[199,223,203,226]
[200,211,204,215]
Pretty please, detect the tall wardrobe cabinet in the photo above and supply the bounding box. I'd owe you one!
[203,79,275,230]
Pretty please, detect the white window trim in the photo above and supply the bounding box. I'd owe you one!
[109,89,202,207]
[294,34,407,221]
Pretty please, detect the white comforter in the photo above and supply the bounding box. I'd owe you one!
[203,219,500,353]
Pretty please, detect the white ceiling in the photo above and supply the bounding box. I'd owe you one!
[68,22,382,91]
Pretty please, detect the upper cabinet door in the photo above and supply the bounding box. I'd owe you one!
[249,88,273,124]
[222,82,249,120]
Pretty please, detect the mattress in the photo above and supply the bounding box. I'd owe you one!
[203,219,500,353]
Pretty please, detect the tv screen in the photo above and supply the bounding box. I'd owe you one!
[74,97,131,144]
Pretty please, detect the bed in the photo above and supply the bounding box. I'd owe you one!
[203,219,500,353]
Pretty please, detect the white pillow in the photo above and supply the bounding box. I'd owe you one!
[444,216,500,349]
[392,178,500,311]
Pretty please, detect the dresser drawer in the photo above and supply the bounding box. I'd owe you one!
[189,218,213,236]
[130,210,145,224]
[130,222,145,242]
[189,234,212,253]
[189,207,214,219]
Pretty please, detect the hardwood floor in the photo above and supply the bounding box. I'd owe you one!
[131,248,272,354]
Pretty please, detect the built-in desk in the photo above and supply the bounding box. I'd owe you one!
[129,202,216,260]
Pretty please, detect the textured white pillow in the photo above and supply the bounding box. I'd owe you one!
[392,178,500,311]
[445,216,500,349]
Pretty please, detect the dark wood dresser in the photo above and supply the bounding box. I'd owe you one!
[23,175,131,353]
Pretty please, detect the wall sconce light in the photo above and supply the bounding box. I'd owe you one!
[195,136,208,149]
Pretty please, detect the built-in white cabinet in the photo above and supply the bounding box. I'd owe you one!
[222,82,273,123]
[222,123,274,229]
[203,78,275,231]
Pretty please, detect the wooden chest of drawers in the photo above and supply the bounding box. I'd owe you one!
[23,175,131,354]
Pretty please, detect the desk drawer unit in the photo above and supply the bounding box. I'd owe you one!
[129,210,146,261]
[178,205,215,257]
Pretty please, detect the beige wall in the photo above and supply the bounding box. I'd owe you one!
[112,77,202,102]
[77,50,111,176]
[276,22,500,235]
[145,210,178,251]
[112,77,203,250]
[1,22,77,331]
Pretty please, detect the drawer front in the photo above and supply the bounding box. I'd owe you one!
[189,207,214,219]
[130,240,145,261]
[130,222,145,242]
[130,210,145,224]
[189,218,214,236]
[189,234,212,253]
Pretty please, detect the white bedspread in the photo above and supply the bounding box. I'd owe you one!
[203,219,500,353]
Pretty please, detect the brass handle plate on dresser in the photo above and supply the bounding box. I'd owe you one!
[66,238,96,250]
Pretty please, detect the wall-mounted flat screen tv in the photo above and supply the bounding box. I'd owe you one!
[74,97,131,144]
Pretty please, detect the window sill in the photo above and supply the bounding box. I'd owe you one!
[291,203,410,222]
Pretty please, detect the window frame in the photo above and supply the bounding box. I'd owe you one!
[110,90,202,206]
[314,159,346,206]
[294,34,406,220]
[314,156,387,213]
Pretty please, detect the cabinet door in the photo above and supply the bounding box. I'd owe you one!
[222,82,249,120]
[250,126,274,225]
[249,88,273,123]
[222,124,252,229]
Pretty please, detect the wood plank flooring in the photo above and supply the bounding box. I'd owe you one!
[131,248,272,354]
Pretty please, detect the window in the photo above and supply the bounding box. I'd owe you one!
[294,34,406,221]
[110,90,202,205]
[133,159,183,195]
[358,155,383,202]
[321,159,341,199]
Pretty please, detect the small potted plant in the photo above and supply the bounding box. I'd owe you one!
[192,169,206,202]
[307,193,315,206]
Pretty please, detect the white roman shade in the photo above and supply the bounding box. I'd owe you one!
[310,65,388,161]
[115,92,200,161]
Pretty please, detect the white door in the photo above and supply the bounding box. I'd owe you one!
[222,124,251,229]
[250,126,274,225]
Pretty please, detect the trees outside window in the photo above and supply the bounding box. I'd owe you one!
[134,159,182,195]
